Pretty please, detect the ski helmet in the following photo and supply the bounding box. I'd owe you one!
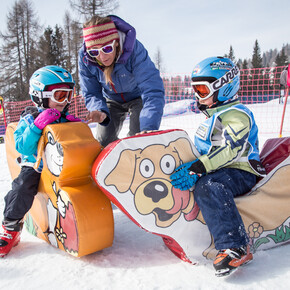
[191,56,240,108]
[29,65,75,108]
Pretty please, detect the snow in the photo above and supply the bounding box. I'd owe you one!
[1,100,290,289]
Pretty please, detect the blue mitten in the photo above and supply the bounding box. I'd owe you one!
[170,159,204,191]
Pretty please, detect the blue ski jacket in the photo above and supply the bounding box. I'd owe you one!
[14,106,69,172]
[78,15,165,132]
[194,100,266,177]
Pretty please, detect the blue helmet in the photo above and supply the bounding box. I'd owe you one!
[29,65,75,108]
[191,56,240,106]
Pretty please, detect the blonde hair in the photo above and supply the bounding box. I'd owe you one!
[84,15,120,85]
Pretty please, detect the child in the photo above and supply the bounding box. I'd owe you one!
[170,57,266,277]
[0,65,80,257]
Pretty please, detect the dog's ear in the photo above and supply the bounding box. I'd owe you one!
[105,149,141,193]
[170,138,199,164]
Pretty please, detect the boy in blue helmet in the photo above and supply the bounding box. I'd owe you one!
[170,57,266,277]
[0,65,81,257]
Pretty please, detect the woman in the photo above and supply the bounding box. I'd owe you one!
[78,15,165,147]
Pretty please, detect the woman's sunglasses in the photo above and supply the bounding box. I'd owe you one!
[87,40,115,58]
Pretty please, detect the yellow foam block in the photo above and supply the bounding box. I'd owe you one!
[5,122,114,257]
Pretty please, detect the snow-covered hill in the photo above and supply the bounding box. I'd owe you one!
[1,102,290,289]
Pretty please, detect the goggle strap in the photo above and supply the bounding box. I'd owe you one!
[42,91,52,99]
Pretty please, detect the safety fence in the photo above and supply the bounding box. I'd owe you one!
[0,66,289,139]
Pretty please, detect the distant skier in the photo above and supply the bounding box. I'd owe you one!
[170,57,266,277]
[279,66,288,104]
[0,66,81,257]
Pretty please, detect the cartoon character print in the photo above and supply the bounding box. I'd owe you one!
[45,132,63,177]
[105,138,202,228]
[52,182,78,256]
[42,131,79,256]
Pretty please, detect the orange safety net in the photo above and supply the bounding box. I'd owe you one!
[0,66,289,137]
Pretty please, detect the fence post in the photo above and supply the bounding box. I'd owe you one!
[0,96,7,128]
[279,64,290,137]
[74,88,78,117]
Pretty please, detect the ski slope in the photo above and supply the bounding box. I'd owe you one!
[0,100,290,289]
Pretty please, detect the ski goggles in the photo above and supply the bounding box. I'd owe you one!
[191,82,216,100]
[87,40,115,58]
[42,89,74,104]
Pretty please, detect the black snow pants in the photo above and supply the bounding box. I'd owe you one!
[3,166,40,221]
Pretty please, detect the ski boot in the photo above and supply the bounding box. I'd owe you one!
[213,245,253,277]
[0,219,23,257]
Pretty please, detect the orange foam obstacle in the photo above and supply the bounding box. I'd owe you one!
[5,122,114,257]
[92,129,290,264]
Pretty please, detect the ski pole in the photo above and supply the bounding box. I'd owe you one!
[279,86,289,138]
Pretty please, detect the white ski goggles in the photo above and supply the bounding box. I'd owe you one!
[191,81,216,100]
[42,89,74,104]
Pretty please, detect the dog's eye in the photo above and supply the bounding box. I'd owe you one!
[139,159,155,178]
[56,142,63,157]
[47,132,55,145]
[160,154,176,175]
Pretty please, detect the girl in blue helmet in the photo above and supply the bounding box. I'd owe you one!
[170,56,266,277]
[0,65,81,257]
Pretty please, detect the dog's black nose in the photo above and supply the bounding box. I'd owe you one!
[144,181,168,203]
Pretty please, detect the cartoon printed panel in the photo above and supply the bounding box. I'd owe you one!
[6,122,114,257]
[92,130,290,263]
[237,137,290,255]
[93,129,211,264]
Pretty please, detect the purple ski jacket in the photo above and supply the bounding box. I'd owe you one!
[78,15,165,131]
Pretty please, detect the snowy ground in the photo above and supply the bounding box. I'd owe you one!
[1,100,290,289]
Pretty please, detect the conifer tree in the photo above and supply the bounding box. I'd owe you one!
[37,25,66,68]
[242,59,248,69]
[226,45,236,62]
[276,46,288,66]
[251,40,263,68]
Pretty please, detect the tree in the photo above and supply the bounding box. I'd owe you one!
[38,27,55,66]
[0,0,40,101]
[37,25,66,67]
[225,45,236,62]
[275,46,288,67]
[251,40,263,68]
[69,0,119,21]
[63,11,83,94]
[275,53,282,67]
[242,59,248,69]
[154,47,165,73]
[63,12,73,73]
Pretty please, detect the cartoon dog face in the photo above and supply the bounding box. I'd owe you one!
[44,132,64,176]
[105,138,201,228]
